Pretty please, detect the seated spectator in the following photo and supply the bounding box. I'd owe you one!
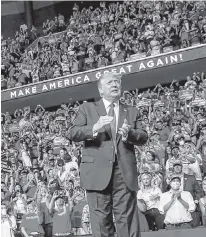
[137,172,164,230]
[159,176,196,230]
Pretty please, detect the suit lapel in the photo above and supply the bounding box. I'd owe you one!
[95,99,112,139]
[117,102,127,144]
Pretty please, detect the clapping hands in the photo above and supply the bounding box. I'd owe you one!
[175,191,181,200]
[118,119,131,138]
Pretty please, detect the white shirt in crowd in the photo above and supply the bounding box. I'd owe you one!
[158,190,196,224]
[65,158,79,173]
[165,157,202,181]
[1,216,16,237]
[137,187,162,210]
[57,169,68,184]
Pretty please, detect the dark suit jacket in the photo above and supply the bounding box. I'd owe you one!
[68,99,148,191]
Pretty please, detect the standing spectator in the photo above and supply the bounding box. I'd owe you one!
[167,161,203,227]
[57,159,68,189]
[81,203,92,235]
[199,178,206,227]
[159,176,196,230]
[71,191,88,235]
[19,140,32,168]
[64,152,78,174]
[49,192,73,237]
[1,173,14,205]
[1,203,17,237]
[36,184,53,237]
[77,45,86,72]
[137,173,164,230]
[60,147,72,163]
[11,184,27,220]
[20,199,44,237]
[197,123,206,176]
[22,171,37,199]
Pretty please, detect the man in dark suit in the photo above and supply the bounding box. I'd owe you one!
[68,72,148,237]
[167,161,203,227]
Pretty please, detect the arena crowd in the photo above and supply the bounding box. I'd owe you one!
[1,70,206,236]
[1,1,206,89]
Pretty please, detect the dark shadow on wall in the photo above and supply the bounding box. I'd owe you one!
[1,12,26,39]
[1,1,104,39]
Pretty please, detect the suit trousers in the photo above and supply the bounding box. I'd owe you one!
[86,161,141,237]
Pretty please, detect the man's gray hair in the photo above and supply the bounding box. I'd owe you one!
[97,72,122,88]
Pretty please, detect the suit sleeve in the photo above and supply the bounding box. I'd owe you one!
[127,109,148,146]
[68,104,94,142]
[193,178,204,200]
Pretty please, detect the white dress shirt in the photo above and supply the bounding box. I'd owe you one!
[57,169,68,184]
[137,187,162,210]
[102,98,119,133]
[65,157,79,173]
[93,98,128,142]
[158,190,196,224]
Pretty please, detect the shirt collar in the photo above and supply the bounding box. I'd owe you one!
[102,98,119,110]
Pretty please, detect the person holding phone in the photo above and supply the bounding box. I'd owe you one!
[22,171,37,199]
[49,191,74,237]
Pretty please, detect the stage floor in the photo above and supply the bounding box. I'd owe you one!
[75,227,206,237]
